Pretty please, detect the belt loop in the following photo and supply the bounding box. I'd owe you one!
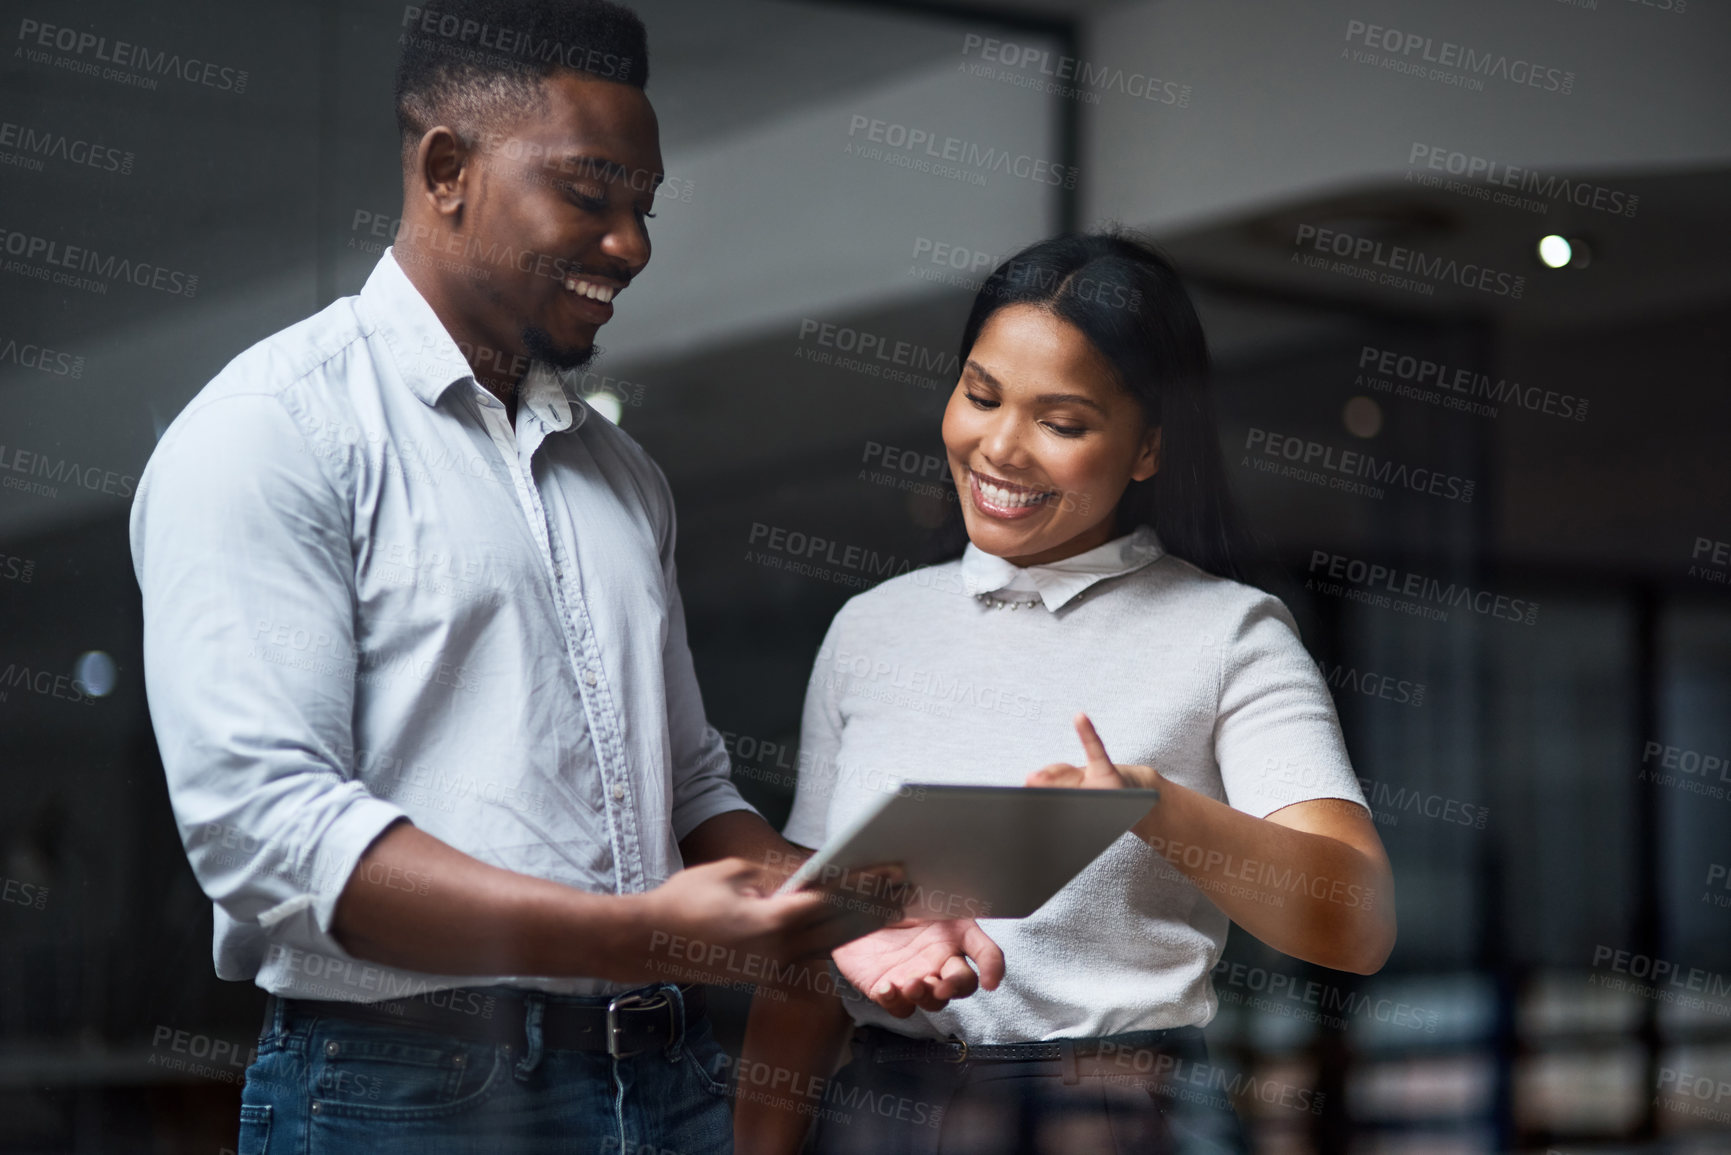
[662,984,687,1059]
[1059,1037,1079,1086]
[515,991,545,1080]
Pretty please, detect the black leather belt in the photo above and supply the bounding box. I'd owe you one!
[267,984,705,1057]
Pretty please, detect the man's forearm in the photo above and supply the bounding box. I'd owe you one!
[331,820,652,981]
[736,975,853,1155]
[679,809,806,876]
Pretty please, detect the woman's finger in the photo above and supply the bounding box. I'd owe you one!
[960,921,1007,989]
[1073,712,1117,776]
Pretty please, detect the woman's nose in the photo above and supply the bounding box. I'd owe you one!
[980,413,1025,467]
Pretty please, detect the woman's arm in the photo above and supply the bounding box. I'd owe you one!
[1030,714,1396,974]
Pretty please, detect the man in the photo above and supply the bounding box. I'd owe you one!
[129,2,1001,1151]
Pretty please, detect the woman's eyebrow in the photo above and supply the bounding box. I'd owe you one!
[1035,391,1109,416]
[967,361,1109,415]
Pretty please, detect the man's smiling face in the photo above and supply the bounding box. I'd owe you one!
[421,70,663,378]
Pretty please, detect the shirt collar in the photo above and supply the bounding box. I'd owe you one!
[960,524,1164,612]
[361,248,585,433]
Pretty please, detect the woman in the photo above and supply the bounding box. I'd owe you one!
[736,233,1395,1154]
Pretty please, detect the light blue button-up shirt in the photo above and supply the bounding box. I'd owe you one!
[130,249,754,1000]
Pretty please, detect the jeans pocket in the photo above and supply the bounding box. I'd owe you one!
[236,1103,271,1155]
[308,1020,502,1120]
[680,1020,733,1099]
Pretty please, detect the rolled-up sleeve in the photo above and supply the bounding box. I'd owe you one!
[130,390,408,972]
[649,468,757,843]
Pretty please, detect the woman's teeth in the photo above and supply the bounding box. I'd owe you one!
[975,473,1052,509]
[564,277,615,303]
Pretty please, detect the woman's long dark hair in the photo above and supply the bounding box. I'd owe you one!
[930,230,1257,585]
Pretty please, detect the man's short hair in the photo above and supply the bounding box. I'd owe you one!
[395,0,649,159]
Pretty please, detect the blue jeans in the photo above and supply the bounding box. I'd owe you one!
[237,986,733,1155]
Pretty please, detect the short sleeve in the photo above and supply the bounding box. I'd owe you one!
[1213,593,1368,819]
[781,608,851,849]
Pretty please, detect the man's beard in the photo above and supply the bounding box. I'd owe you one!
[521,324,599,372]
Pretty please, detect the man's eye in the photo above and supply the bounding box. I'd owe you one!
[565,186,608,210]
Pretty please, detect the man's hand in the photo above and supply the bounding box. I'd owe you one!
[621,857,905,986]
[1025,712,1162,791]
[833,918,1005,1018]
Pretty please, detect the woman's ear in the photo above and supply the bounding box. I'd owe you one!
[1131,425,1162,482]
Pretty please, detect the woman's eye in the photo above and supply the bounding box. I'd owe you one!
[1044,422,1087,437]
[966,392,998,409]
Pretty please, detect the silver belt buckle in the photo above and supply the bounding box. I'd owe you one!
[606,990,671,1058]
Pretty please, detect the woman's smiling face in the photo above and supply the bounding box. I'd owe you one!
[942,304,1160,566]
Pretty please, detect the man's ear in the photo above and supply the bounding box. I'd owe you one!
[414,126,470,220]
[1131,425,1162,482]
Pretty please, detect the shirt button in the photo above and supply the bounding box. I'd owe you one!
[584,670,598,687]
[325,1040,339,1057]
[611,783,625,802]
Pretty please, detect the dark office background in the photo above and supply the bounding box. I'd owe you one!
[3,0,1729,1150]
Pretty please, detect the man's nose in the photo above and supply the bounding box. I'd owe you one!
[601,211,651,275]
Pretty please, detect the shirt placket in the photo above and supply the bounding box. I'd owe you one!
[469,387,646,893]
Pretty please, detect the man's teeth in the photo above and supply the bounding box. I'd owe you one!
[976,474,1052,509]
[565,278,616,303]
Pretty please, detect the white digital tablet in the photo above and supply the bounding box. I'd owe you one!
[777,785,1160,920]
